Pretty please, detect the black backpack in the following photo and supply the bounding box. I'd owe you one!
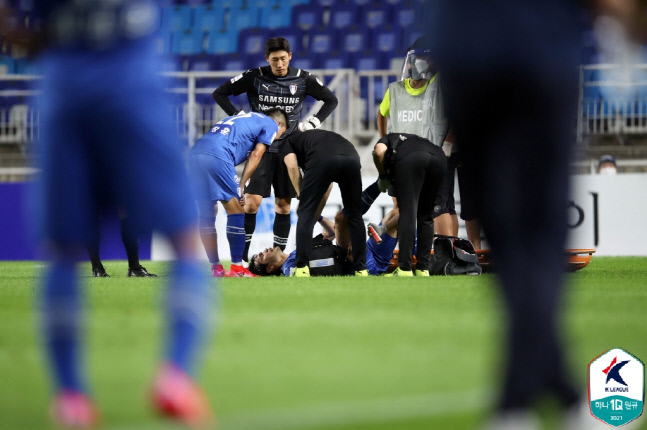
[430,235,482,276]
[307,235,350,276]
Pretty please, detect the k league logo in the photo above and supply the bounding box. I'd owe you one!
[589,348,644,427]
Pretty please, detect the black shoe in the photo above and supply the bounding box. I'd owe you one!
[92,266,110,277]
[127,266,158,277]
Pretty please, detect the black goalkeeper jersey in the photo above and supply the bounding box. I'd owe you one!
[212,66,338,152]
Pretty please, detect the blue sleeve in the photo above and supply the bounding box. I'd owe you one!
[256,117,278,147]
[282,251,297,276]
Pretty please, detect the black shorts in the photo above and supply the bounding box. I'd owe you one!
[432,153,457,218]
[244,151,297,199]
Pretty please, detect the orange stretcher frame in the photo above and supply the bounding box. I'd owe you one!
[388,248,596,273]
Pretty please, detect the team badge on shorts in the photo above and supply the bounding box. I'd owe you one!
[589,348,644,427]
[289,84,297,95]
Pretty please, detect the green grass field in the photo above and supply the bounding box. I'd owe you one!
[0,258,646,430]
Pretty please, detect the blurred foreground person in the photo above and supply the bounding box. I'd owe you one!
[29,0,214,427]
[427,1,602,429]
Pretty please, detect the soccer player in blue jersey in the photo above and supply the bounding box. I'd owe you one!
[27,0,215,427]
[189,109,288,278]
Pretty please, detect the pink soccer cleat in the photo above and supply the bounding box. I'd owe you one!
[211,264,226,278]
[151,364,215,429]
[50,390,99,429]
[226,264,257,278]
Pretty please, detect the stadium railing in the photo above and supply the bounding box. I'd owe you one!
[578,63,647,141]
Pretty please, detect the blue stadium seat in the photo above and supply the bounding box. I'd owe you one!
[394,1,417,30]
[0,55,15,74]
[228,4,260,31]
[238,27,270,55]
[218,52,252,72]
[267,27,304,53]
[339,25,370,54]
[206,28,238,54]
[291,4,324,30]
[218,0,244,8]
[290,52,318,70]
[183,0,211,5]
[160,55,186,72]
[171,29,205,55]
[329,3,358,30]
[313,0,336,6]
[309,26,337,55]
[194,4,226,32]
[318,51,351,70]
[161,5,193,32]
[259,2,292,29]
[362,2,392,29]
[187,54,219,72]
[373,25,401,56]
[352,50,387,71]
[286,0,310,5]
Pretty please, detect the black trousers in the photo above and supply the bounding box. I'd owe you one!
[392,148,446,271]
[296,155,366,271]
[434,0,582,408]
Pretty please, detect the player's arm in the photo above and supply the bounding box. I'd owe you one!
[318,216,336,242]
[300,74,339,130]
[377,89,390,138]
[239,143,267,197]
[212,71,254,116]
[283,153,302,198]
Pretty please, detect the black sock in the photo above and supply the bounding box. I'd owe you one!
[273,213,291,251]
[120,217,140,268]
[87,240,102,270]
[243,212,256,262]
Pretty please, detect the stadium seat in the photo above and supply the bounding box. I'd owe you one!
[161,5,193,32]
[309,26,337,55]
[291,4,324,30]
[267,27,304,53]
[352,50,387,71]
[194,4,226,33]
[394,1,417,30]
[339,25,370,54]
[290,51,318,70]
[238,28,270,56]
[187,54,219,72]
[218,52,252,72]
[227,4,260,31]
[183,0,211,5]
[155,29,174,54]
[362,2,392,29]
[171,29,205,55]
[0,55,15,74]
[285,0,310,5]
[318,51,351,70]
[373,25,402,56]
[206,28,238,54]
[329,3,358,30]
[160,55,187,72]
[313,0,336,6]
[259,2,292,29]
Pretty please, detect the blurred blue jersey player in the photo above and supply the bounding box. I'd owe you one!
[189,110,288,278]
[29,0,215,427]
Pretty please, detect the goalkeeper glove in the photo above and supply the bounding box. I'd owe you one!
[298,116,321,131]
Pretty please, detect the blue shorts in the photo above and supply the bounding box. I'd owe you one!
[367,234,397,275]
[35,49,196,244]
[188,152,240,207]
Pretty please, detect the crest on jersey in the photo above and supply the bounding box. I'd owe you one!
[289,84,298,95]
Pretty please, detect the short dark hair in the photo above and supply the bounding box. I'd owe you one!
[264,107,289,127]
[265,37,291,57]
[248,254,282,276]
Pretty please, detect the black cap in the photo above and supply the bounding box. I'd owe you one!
[598,154,616,169]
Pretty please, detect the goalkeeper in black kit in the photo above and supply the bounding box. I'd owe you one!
[212,37,338,261]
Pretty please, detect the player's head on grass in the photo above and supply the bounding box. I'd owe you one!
[265,37,292,77]
[264,107,289,138]
[248,246,284,276]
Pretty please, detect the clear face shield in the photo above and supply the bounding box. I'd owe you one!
[400,48,434,81]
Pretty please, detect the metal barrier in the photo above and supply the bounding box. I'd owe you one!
[578,63,647,140]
